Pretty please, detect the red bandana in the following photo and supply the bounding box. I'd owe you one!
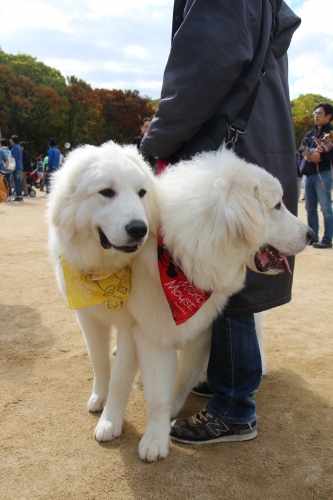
[157,234,211,325]
[156,159,211,325]
[156,158,170,176]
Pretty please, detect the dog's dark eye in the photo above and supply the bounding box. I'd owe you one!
[274,202,282,210]
[138,189,146,198]
[99,189,116,198]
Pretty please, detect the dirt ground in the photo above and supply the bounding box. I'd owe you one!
[0,188,332,500]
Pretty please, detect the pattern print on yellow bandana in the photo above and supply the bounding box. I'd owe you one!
[60,258,131,310]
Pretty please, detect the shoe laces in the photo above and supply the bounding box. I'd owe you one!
[190,409,212,425]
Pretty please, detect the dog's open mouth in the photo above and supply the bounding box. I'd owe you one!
[254,245,292,274]
[98,228,139,253]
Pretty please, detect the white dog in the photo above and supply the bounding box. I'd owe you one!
[48,144,313,463]
[47,142,158,411]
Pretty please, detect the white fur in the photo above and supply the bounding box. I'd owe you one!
[48,145,311,462]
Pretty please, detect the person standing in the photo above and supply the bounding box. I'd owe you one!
[298,103,333,249]
[132,118,152,151]
[10,135,24,202]
[0,139,12,198]
[141,0,301,444]
[45,139,60,196]
[20,141,31,196]
[40,154,48,192]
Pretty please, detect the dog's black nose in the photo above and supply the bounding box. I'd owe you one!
[307,228,316,244]
[126,220,148,240]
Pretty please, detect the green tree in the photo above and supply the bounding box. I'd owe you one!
[0,50,67,96]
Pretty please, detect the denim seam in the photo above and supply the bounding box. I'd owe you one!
[205,403,257,425]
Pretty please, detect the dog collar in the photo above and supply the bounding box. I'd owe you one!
[157,234,211,325]
[60,257,131,311]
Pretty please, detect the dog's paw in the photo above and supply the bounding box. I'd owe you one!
[94,418,122,442]
[138,432,170,462]
[87,393,106,412]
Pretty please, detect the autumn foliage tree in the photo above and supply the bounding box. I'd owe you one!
[0,50,156,157]
[5,49,333,159]
[97,89,156,145]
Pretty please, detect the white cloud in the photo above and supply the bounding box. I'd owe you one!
[123,46,147,59]
[289,58,333,100]
[96,79,162,91]
[44,59,95,75]
[0,1,73,34]
[287,0,333,99]
[102,61,124,72]
[291,0,331,40]
[83,0,172,19]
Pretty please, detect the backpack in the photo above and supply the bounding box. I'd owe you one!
[5,151,16,171]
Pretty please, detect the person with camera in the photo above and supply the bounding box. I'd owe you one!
[298,103,333,249]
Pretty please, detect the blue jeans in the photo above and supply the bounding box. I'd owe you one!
[305,171,333,244]
[206,313,262,424]
[12,169,23,198]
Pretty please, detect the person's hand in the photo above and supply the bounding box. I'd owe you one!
[303,151,321,163]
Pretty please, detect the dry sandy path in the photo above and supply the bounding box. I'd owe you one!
[0,189,332,500]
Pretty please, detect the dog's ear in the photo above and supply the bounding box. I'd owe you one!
[47,180,72,227]
[223,179,266,250]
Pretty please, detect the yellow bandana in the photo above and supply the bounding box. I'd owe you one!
[60,258,131,311]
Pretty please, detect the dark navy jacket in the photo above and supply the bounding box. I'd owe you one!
[141,0,301,314]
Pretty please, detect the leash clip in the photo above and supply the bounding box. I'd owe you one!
[226,130,240,151]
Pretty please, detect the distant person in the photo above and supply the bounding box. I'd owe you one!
[132,118,152,151]
[56,146,64,167]
[45,138,60,196]
[10,135,24,202]
[40,154,48,192]
[20,141,31,196]
[0,138,12,198]
[298,103,333,248]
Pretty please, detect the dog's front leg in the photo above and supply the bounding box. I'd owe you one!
[94,326,138,442]
[135,332,177,462]
[171,328,212,418]
[76,308,111,412]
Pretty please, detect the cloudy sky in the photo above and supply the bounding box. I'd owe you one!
[0,0,332,100]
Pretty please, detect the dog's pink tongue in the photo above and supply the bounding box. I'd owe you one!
[279,253,292,274]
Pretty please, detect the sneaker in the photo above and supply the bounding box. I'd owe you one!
[13,197,23,202]
[170,408,257,444]
[192,381,215,397]
[313,240,332,249]
[192,381,256,401]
